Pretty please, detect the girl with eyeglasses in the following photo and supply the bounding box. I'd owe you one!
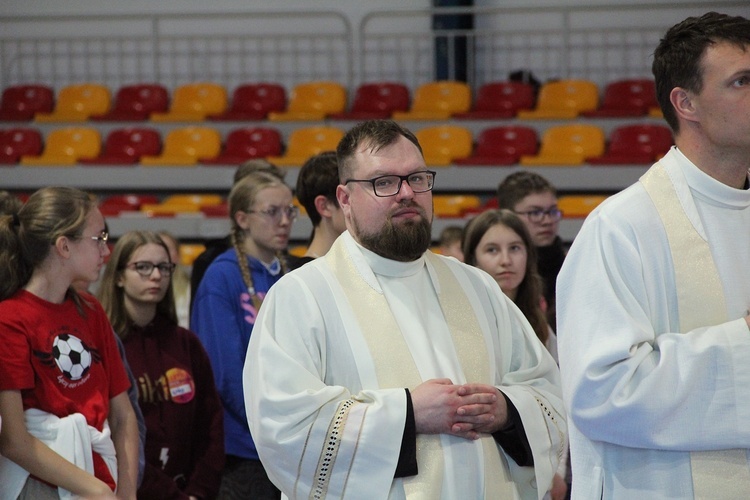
[462,209,568,500]
[97,230,224,500]
[190,170,296,500]
[0,186,138,499]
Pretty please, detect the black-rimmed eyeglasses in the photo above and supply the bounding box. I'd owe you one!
[344,170,436,197]
[514,208,563,223]
[125,261,176,278]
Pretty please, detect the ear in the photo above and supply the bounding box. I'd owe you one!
[54,236,71,259]
[313,195,333,219]
[336,184,352,217]
[670,87,698,124]
[234,210,251,231]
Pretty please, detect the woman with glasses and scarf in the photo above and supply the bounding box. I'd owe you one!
[0,187,138,499]
[191,170,297,500]
[98,230,224,500]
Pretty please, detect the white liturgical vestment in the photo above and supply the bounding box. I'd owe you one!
[244,231,565,499]
[558,147,750,499]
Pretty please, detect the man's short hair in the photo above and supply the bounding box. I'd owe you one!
[496,172,557,210]
[296,151,339,227]
[653,12,750,133]
[336,120,422,181]
[234,159,285,185]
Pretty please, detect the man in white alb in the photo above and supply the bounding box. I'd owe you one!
[244,119,566,499]
[557,12,750,499]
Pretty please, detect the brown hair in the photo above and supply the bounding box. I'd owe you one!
[496,171,556,211]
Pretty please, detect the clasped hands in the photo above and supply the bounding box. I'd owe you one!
[411,378,508,440]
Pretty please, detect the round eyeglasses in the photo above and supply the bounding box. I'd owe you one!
[344,170,436,197]
[125,261,176,278]
[514,208,563,223]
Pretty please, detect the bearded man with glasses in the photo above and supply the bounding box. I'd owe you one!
[243,119,566,499]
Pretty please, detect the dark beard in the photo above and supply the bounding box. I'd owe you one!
[355,210,432,262]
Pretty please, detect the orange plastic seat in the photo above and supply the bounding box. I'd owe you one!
[0,85,54,121]
[454,81,535,120]
[267,126,345,166]
[201,127,282,165]
[557,195,608,218]
[588,124,673,165]
[517,80,598,119]
[80,127,161,165]
[0,128,43,164]
[92,84,169,121]
[330,82,410,120]
[210,83,286,121]
[21,127,101,166]
[140,127,221,166]
[141,193,224,216]
[582,79,657,118]
[98,193,160,216]
[520,124,605,166]
[268,81,347,121]
[648,106,664,118]
[35,84,111,122]
[179,243,207,266]
[392,81,471,120]
[454,126,538,166]
[151,83,227,122]
[415,125,473,166]
[433,194,482,218]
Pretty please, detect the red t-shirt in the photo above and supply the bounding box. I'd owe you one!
[0,290,131,490]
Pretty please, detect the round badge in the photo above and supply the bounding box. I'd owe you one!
[165,367,195,403]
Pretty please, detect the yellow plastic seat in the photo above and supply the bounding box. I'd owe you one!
[648,106,664,118]
[140,127,221,166]
[162,193,224,207]
[517,80,599,119]
[392,81,471,120]
[433,194,482,218]
[179,243,207,266]
[267,126,345,166]
[21,127,101,166]
[268,81,347,121]
[415,125,473,166]
[35,84,111,122]
[150,83,227,122]
[557,194,608,218]
[520,124,605,166]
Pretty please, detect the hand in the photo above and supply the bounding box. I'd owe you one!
[550,473,568,500]
[451,383,508,435]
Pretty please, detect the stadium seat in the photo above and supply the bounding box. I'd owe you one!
[588,124,673,165]
[517,79,598,119]
[0,128,43,164]
[150,83,228,122]
[0,85,54,121]
[209,83,286,121]
[454,81,535,119]
[520,124,605,165]
[648,106,664,118]
[433,194,482,218]
[35,84,111,122]
[415,125,473,166]
[582,79,657,118]
[557,194,608,218]
[393,81,471,120]
[200,127,282,165]
[92,84,169,121]
[141,193,224,216]
[140,127,221,165]
[268,81,347,121]
[454,126,538,166]
[179,243,207,266]
[330,82,410,120]
[98,193,159,216]
[266,126,345,166]
[20,127,101,165]
[79,127,161,165]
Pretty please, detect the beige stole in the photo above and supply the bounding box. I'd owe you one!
[325,238,516,499]
[641,163,750,498]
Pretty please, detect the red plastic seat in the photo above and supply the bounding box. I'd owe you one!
[588,124,673,165]
[582,79,657,118]
[330,82,410,120]
[201,127,282,165]
[0,128,43,164]
[209,83,287,121]
[0,85,54,121]
[99,193,160,216]
[454,126,538,166]
[454,81,535,120]
[92,84,169,121]
[79,128,161,165]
